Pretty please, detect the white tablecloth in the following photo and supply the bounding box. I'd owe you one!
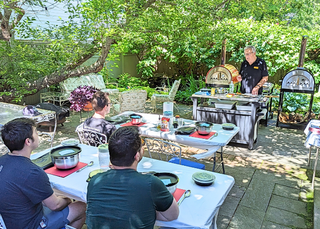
[304,119,320,148]
[115,112,240,159]
[31,144,235,229]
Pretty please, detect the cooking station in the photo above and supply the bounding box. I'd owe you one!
[191,93,269,150]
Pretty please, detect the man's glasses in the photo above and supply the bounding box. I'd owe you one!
[244,52,253,56]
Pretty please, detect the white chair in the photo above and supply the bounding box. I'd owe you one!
[75,123,107,147]
[144,138,205,169]
[151,79,181,112]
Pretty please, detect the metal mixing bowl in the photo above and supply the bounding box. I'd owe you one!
[52,154,79,170]
[130,114,142,125]
[50,146,81,170]
[195,121,213,135]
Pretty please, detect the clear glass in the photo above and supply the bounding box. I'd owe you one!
[98,146,110,171]
[178,118,184,127]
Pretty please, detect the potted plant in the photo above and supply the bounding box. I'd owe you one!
[69,85,99,112]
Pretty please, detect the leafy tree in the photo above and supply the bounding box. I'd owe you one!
[0,0,319,103]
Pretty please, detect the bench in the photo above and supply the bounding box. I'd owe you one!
[40,74,119,106]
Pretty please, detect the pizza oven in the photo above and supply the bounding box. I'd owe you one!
[276,36,315,127]
[205,39,239,88]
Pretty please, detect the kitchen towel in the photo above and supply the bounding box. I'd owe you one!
[45,162,88,178]
[189,131,216,140]
[173,188,186,202]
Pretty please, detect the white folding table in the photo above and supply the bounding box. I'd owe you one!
[31,144,235,229]
[115,112,240,173]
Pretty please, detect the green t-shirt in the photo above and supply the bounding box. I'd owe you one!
[86,169,173,229]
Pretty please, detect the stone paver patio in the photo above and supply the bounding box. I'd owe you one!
[24,101,316,229]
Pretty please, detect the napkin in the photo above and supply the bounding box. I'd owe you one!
[45,162,88,178]
[189,131,216,140]
[121,122,146,127]
[173,188,186,202]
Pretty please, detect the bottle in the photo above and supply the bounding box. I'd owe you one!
[211,88,215,96]
[157,115,161,130]
[229,81,234,93]
[98,144,110,171]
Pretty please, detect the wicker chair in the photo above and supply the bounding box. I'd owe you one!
[75,123,107,147]
[151,79,181,112]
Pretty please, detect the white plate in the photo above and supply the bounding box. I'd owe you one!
[61,139,79,146]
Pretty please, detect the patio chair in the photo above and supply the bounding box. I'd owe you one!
[75,123,107,147]
[151,79,181,112]
[144,138,205,169]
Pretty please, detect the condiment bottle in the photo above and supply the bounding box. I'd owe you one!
[157,115,161,130]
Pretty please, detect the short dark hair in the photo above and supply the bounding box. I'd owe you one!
[91,91,110,112]
[108,126,142,166]
[1,118,36,152]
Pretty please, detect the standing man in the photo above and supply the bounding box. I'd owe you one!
[83,91,116,140]
[237,46,269,95]
[0,118,86,229]
[86,126,179,229]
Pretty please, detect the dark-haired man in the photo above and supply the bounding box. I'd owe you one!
[86,126,179,229]
[83,91,116,140]
[0,118,86,229]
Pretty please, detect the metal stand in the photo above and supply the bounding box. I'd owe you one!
[312,147,319,190]
[212,147,225,174]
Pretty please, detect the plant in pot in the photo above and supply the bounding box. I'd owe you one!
[69,85,99,112]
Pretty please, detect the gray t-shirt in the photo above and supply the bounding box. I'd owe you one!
[86,169,173,229]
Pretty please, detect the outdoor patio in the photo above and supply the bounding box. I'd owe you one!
[26,101,317,229]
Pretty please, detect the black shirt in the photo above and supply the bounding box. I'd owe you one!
[239,57,269,94]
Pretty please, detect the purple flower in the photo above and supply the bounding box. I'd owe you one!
[69,85,99,112]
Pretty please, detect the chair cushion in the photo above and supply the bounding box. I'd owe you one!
[169,157,205,170]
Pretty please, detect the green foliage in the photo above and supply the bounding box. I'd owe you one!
[175,76,206,104]
[117,73,148,88]
[272,92,320,115]
[1,0,320,102]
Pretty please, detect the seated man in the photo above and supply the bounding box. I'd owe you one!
[83,91,116,140]
[86,126,179,229]
[0,118,86,229]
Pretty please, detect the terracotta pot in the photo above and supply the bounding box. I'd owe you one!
[83,102,93,111]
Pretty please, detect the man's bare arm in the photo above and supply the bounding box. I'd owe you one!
[42,193,72,211]
[156,199,179,221]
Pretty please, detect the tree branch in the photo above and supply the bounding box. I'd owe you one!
[0,37,115,102]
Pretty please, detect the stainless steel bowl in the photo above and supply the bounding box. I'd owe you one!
[195,121,213,135]
[51,146,81,170]
[130,114,142,125]
[53,154,79,170]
